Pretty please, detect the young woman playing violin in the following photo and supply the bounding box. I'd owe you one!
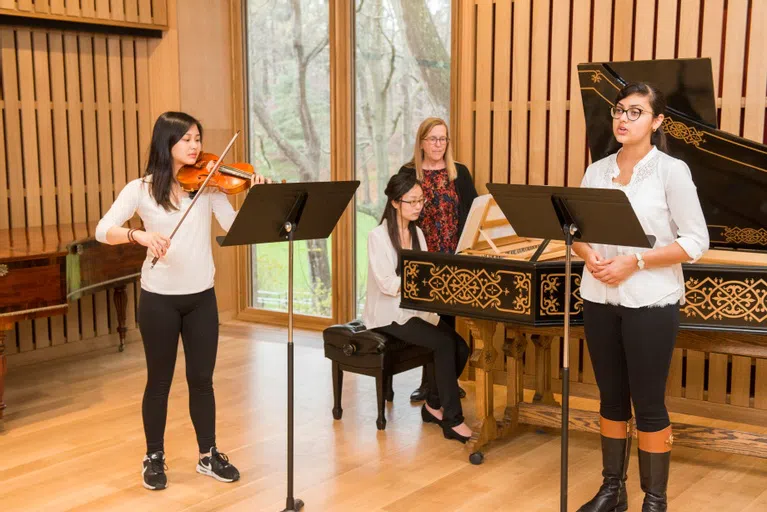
[96,111,267,491]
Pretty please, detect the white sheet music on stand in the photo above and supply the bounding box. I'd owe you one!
[456,194,516,254]
[455,194,568,261]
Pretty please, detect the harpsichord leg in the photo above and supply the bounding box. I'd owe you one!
[466,319,500,460]
[532,334,559,406]
[501,329,528,436]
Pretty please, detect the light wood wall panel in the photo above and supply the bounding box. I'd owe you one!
[0,0,167,29]
[455,0,767,419]
[1,1,180,358]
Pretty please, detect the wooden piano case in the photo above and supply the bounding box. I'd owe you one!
[0,223,145,423]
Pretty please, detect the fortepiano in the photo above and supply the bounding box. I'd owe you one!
[401,58,767,463]
[0,222,146,422]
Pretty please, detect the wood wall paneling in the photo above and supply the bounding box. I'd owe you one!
[0,0,167,29]
[456,0,767,421]
[1,0,180,358]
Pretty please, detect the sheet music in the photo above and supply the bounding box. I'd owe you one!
[455,194,516,254]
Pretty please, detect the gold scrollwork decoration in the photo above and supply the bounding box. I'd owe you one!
[578,69,619,89]
[540,274,583,316]
[683,276,767,323]
[661,117,706,147]
[722,227,767,246]
[403,261,531,315]
[0,264,7,277]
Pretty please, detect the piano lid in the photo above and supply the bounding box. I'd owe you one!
[578,58,767,253]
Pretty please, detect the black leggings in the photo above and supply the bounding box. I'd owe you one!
[583,300,679,432]
[138,287,219,454]
[376,318,469,427]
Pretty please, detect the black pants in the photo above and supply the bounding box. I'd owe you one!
[583,300,679,432]
[417,314,455,386]
[138,287,219,454]
[376,318,469,427]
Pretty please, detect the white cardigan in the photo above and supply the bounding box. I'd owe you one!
[362,220,439,329]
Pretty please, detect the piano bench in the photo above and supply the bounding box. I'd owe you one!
[323,321,433,430]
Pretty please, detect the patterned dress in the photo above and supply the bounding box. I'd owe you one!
[419,168,460,253]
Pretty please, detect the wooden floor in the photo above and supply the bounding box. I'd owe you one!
[1,321,767,511]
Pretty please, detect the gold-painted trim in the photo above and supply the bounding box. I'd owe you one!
[721,227,767,246]
[683,276,767,323]
[540,274,583,316]
[0,264,7,277]
[579,69,620,90]
[580,87,616,106]
[662,117,706,147]
[403,261,532,316]
[709,225,767,246]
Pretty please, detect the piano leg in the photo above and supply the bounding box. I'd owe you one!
[113,285,128,352]
[0,324,8,422]
[466,319,500,462]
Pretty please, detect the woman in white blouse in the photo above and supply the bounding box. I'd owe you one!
[363,171,472,443]
[96,112,266,490]
[573,83,709,512]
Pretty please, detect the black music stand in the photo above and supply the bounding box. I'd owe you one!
[218,180,359,512]
[486,183,653,512]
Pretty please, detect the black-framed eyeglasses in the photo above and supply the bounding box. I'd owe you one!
[399,198,425,207]
[423,136,449,145]
[610,106,653,122]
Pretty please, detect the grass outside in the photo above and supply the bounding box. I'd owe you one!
[252,211,379,317]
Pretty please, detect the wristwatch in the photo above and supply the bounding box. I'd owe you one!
[635,252,646,270]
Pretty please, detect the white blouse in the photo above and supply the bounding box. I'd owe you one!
[362,220,439,329]
[95,177,237,295]
[579,147,709,308]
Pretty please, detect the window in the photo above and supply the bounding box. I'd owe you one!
[245,0,332,317]
[354,0,451,316]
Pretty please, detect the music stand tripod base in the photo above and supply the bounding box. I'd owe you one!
[281,499,304,512]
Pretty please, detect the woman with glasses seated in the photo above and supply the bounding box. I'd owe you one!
[363,171,473,444]
[573,83,708,512]
[398,117,478,403]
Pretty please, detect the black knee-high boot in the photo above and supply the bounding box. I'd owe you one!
[637,426,672,512]
[577,434,631,512]
[638,449,670,511]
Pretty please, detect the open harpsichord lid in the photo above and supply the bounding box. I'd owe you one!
[456,194,568,262]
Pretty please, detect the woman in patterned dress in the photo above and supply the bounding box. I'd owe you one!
[397,117,478,402]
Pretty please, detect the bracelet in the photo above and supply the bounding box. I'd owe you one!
[128,228,139,244]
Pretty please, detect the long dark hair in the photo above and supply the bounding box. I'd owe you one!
[144,111,203,211]
[381,171,423,276]
[609,82,668,154]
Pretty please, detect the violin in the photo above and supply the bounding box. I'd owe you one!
[177,151,255,195]
[177,152,255,195]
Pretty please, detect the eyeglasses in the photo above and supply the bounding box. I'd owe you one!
[399,198,425,207]
[423,137,449,145]
[610,106,653,122]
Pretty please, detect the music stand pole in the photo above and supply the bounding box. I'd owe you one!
[561,222,578,512]
[282,219,303,512]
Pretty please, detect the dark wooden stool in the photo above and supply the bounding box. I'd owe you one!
[323,320,433,430]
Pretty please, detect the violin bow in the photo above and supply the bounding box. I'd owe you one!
[150,130,241,269]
